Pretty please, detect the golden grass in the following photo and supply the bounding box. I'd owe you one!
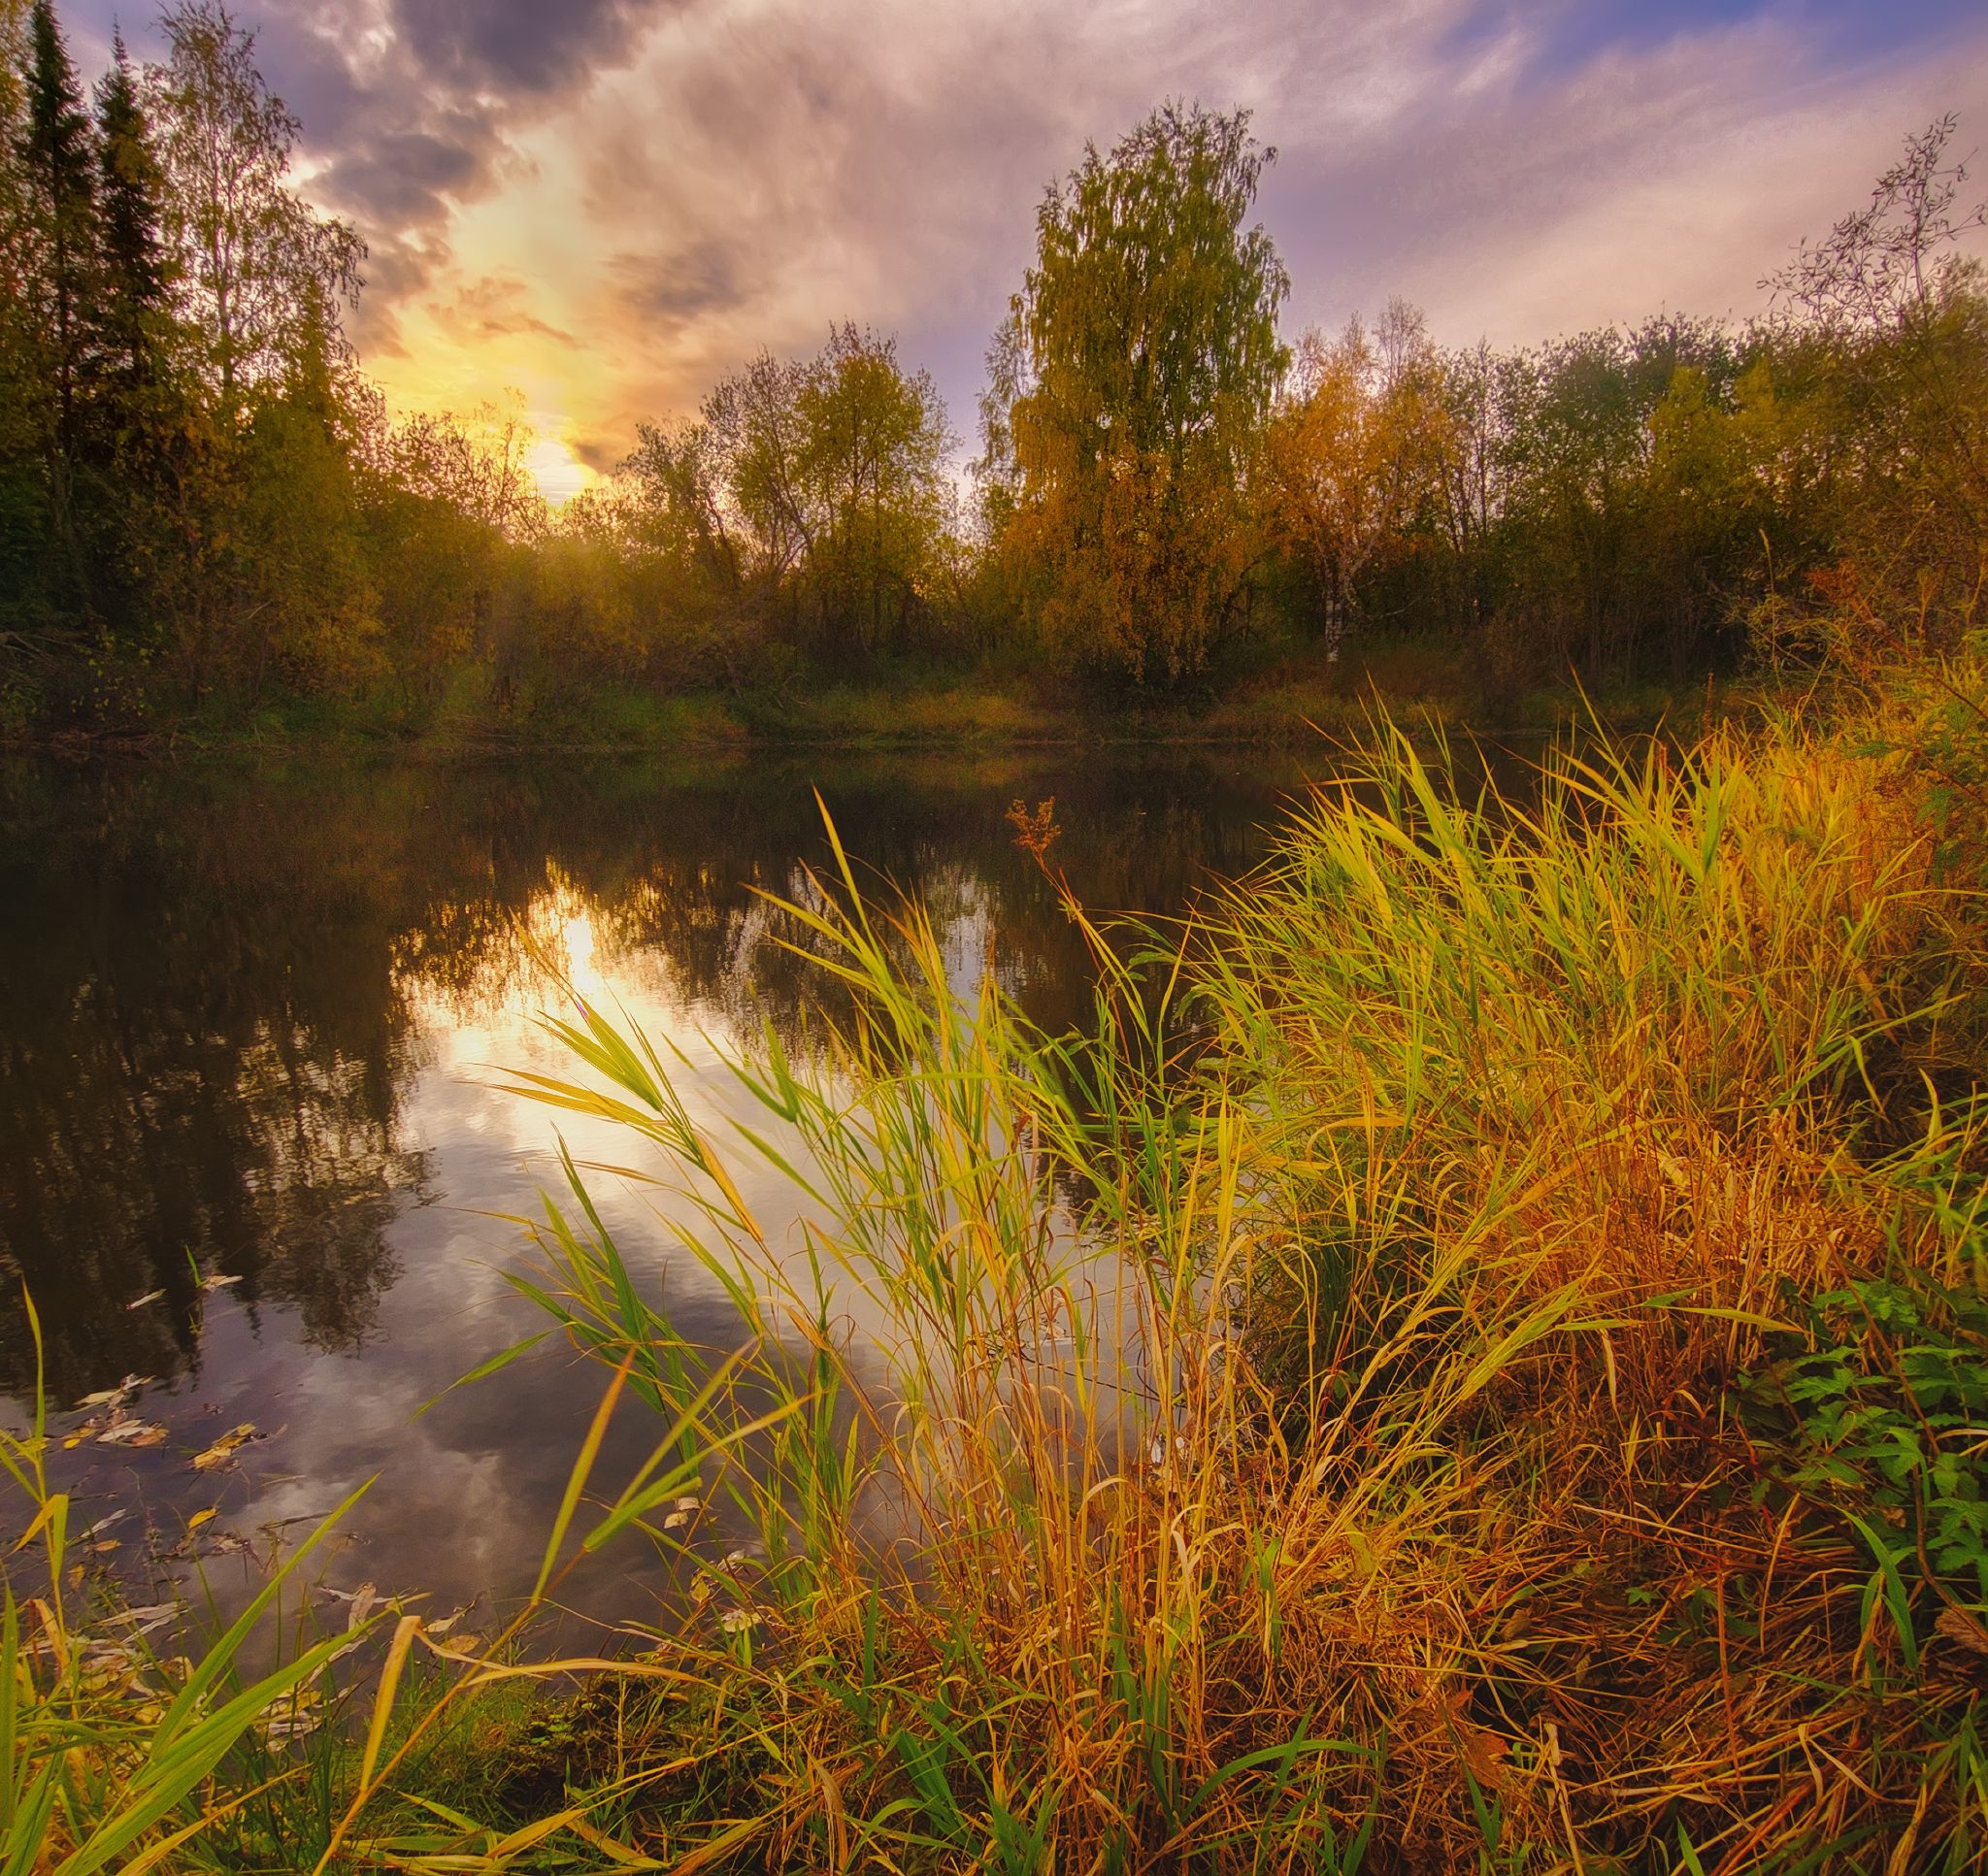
[7,703,1985,1873]
[450,713,1988,1871]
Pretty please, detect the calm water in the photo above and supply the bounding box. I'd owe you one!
[0,747,1313,1629]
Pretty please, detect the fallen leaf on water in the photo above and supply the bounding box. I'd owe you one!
[201,1273,244,1292]
[191,1424,259,1471]
[103,1602,180,1636]
[186,1508,215,1531]
[125,1291,164,1311]
[96,1419,167,1448]
[76,1381,136,1409]
[261,1687,325,1744]
[78,1640,140,1676]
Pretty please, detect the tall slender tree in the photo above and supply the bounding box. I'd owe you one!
[147,0,362,417]
[17,0,99,609]
[980,102,1289,684]
[93,28,170,396]
[86,28,177,641]
[0,0,45,632]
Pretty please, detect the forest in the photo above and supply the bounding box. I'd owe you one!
[13,0,1988,1869]
[3,0,1983,740]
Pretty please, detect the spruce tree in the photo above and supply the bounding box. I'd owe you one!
[0,0,48,630]
[94,28,169,397]
[19,0,98,453]
[89,27,178,642]
[17,0,106,628]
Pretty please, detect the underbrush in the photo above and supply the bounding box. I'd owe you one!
[419,712,1988,1870]
[6,693,1987,1871]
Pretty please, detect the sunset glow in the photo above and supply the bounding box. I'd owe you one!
[51,0,1988,480]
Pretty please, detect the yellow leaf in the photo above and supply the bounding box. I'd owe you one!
[192,1424,258,1470]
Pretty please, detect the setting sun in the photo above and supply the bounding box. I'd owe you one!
[524,433,594,506]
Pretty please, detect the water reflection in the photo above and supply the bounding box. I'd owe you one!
[0,748,1305,1618]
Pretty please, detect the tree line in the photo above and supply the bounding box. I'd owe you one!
[2,0,1983,733]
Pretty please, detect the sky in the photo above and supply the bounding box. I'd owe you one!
[57,0,1988,501]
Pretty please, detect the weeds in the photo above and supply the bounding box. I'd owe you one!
[7,703,1988,1871]
[479,718,1988,1869]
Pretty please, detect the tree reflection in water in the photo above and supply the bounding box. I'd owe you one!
[0,747,1306,1607]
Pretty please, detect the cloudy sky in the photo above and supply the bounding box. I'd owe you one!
[58,0,1988,499]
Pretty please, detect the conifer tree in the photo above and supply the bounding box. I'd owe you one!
[87,28,177,642]
[93,28,170,397]
[0,0,46,630]
[19,0,97,454]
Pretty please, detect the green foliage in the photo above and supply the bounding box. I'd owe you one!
[980,99,1289,686]
[146,0,362,415]
[1747,1272,1988,1609]
[616,323,959,677]
[0,12,1983,739]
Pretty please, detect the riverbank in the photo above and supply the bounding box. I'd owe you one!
[6,655,1980,1872]
[4,635,1698,757]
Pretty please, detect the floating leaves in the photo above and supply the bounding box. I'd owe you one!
[94,1416,168,1449]
[661,1496,700,1531]
[68,1405,167,1448]
[67,1377,165,1445]
[102,1601,181,1639]
[191,1424,260,1471]
[75,1374,155,1411]
[77,1509,131,1556]
[124,1291,164,1311]
[260,1686,326,1744]
[323,1581,381,1629]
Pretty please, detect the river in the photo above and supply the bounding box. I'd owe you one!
[0,746,1315,1629]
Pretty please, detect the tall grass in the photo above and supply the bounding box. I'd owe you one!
[0,1284,767,1869]
[7,708,1985,1871]
[0,1293,385,1872]
[477,717,1987,1870]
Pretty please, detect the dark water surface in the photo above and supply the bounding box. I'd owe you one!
[0,747,1315,1629]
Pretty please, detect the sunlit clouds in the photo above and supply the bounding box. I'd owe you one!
[61,0,1988,496]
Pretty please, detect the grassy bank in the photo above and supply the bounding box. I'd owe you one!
[8,636,1700,757]
[6,666,1986,1871]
